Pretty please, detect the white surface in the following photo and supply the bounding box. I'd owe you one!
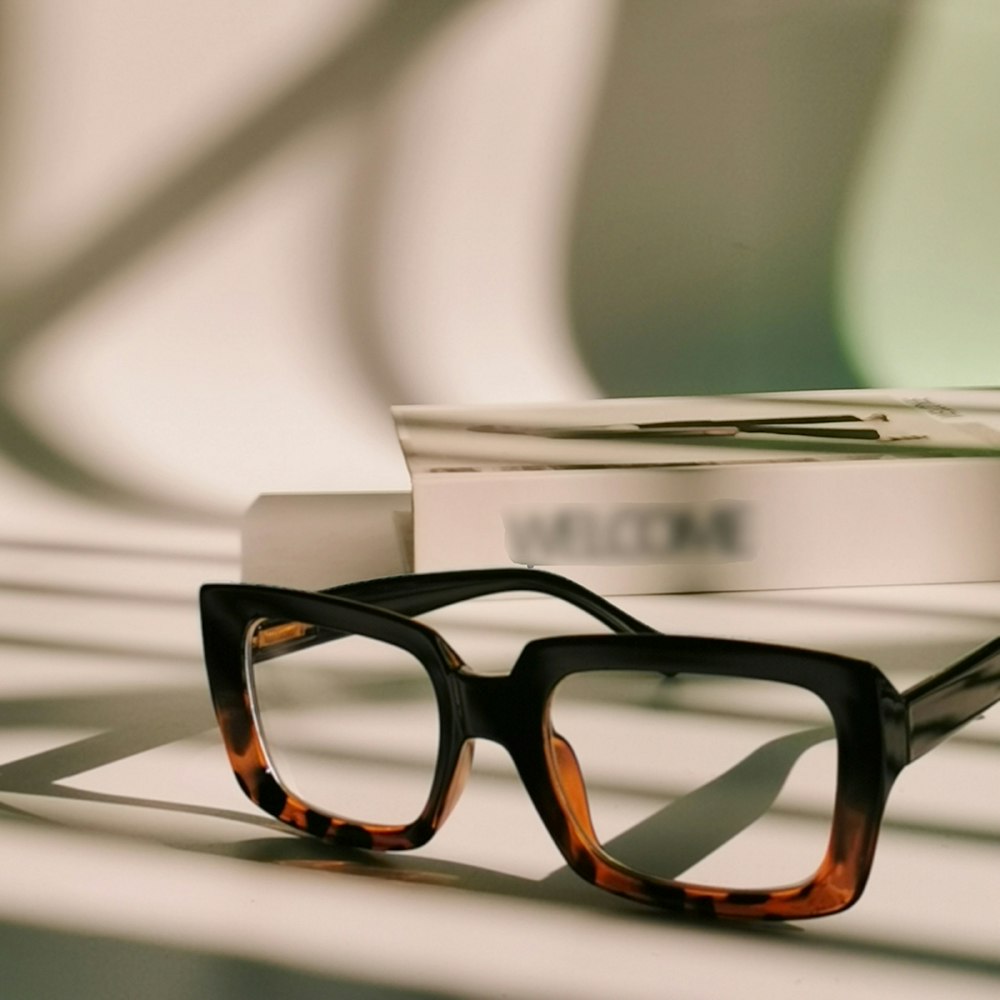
[3,525,1000,998]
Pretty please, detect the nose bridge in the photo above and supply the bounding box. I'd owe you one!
[455,671,522,745]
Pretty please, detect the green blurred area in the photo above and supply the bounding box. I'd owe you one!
[568,0,999,396]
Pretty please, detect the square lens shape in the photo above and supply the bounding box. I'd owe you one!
[549,669,838,891]
[248,620,442,827]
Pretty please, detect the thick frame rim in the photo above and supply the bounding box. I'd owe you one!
[200,571,917,920]
[509,634,899,919]
[201,583,465,851]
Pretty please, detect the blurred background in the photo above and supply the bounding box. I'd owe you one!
[3,5,1000,995]
[1,0,998,530]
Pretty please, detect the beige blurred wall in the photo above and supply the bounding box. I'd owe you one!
[0,0,997,522]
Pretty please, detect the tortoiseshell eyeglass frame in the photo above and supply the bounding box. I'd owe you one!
[199,568,1000,921]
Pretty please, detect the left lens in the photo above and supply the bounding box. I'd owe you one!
[248,620,441,827]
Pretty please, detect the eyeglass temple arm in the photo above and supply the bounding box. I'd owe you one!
[904,636,1000,761]
[322,568,657,635]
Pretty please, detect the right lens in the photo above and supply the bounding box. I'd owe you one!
[247,619,441,827]
[548,668,838,891]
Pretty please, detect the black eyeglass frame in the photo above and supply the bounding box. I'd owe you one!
[200,568,1000,920]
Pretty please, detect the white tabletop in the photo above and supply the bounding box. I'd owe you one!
[3,510,999,1000]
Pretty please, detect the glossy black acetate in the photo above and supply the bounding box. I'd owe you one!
[200,567,995,920]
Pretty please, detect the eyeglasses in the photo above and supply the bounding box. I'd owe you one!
[199,568,1000,920]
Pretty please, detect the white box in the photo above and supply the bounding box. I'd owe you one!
[392,388,1000,594]
[242,491,411,589]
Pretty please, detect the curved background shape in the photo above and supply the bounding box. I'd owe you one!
[567,0,907,396]
[1,0,998,524]
[338,0,607,406]
[838,0,1000,386]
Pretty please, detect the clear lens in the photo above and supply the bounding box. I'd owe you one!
[549,670,838,890]
[248,620,440,826]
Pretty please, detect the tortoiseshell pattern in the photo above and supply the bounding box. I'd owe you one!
[199,568,1000,921]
